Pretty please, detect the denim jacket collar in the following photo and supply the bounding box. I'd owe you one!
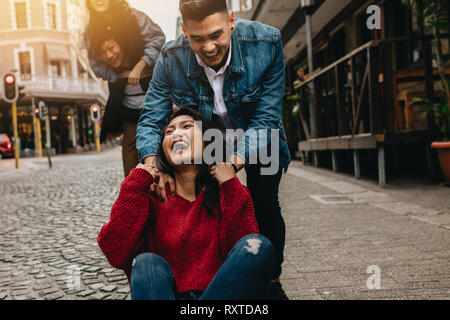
[187,31,245,79]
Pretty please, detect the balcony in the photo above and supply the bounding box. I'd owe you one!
[19,76,108,105]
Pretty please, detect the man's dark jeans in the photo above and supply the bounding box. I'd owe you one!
[130,234,275,300]
[245,164,285,279]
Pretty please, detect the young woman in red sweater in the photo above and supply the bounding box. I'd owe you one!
[98,107,275,300]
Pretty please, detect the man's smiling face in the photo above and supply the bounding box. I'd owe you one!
[182,11,235,68]
[100,39,124,69]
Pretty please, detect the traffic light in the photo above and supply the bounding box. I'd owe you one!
[34,105,41,118]
[2,73,18,103]
[38,101,48,118]
[90,104,101,123]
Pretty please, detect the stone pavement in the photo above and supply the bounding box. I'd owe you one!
[0,147,449,300]
[280,162,450,299]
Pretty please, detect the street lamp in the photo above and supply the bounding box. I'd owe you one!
[300,0,318,140]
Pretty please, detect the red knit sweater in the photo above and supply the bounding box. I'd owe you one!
[97,168,259,293]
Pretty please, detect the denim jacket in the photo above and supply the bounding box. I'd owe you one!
[82,9,165,82]
[137,19,291,171]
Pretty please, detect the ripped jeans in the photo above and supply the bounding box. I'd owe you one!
[130,234,275,300]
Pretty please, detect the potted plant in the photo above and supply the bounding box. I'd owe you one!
[403,0,450,185]
[413,91,450,184]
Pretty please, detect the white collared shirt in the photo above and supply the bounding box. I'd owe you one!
[195,44,236,132]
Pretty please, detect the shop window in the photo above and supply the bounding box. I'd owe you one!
[50,61,62,77]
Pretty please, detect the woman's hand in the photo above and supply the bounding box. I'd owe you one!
[136,163,160,184]
[210,163,236,184]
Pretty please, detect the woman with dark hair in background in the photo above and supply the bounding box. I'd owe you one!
[98,107,275,300]
[82,0,165,177]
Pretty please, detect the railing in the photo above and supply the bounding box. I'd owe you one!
[20,76,109,101]
[293,40,382,141]
[291,35,444,142]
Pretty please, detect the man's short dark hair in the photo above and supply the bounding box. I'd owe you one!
[179,0,228,22]
[90,30,116,58]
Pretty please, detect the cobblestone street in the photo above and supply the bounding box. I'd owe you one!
[0,147,449,300]
[0,149,128,300]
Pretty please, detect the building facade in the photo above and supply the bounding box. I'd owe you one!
[0,0,108,156]
[250,0,449,185]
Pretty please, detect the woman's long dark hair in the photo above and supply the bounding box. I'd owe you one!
[85,0,144,68]
[156,108,220,216]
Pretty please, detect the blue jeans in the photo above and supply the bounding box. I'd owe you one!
[130,234,275,300]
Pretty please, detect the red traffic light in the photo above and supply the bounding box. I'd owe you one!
[3,73,18,102]
[5,74,15,84]
[34,108,40,114]
[92,106,98,113]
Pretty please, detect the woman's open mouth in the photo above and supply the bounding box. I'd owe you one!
[172,140,190,152]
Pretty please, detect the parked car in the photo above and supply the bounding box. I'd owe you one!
[0,134,14,159]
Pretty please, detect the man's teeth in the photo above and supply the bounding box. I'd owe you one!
[204,51,218,57]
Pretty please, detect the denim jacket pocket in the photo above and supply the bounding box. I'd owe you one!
[170,90,198,108]
[241,86,260,119]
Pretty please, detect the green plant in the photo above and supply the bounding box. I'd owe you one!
[402,0,449,117]
[412,89,449,139]
[287,94,302,117]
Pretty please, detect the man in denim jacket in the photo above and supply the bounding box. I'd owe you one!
[137,0,291,299]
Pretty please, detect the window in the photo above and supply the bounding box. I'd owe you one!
[15,2,28,29]
[50,61,62,77]
[47,3,56,29]
[19,51,32,81]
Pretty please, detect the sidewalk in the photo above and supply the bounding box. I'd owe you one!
[279,161,450,299]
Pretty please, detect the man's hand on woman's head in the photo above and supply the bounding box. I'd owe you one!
[210,163,236,184]
[135,163,160,184]
[142,156,176,203]
[152,172,176,203]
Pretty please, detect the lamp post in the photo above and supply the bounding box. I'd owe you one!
[300,0,319,166]
[300,0,317,138]
[301,0,315,84]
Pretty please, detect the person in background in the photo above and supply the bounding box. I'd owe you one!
[84,0,165,85]
[83,0,165,176]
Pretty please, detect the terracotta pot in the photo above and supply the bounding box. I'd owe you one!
[431,142,450,184]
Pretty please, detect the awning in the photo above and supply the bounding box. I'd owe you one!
[46,44,71,61]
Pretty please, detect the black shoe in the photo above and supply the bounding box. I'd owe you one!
[269,282,289,300]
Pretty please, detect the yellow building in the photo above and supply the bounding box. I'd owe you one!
[0,0,108,155]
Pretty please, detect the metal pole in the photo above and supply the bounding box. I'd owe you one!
[305,12,318,139]
[12,101,19,169]
[36,119,43,157]
[70,112,77,148]
[45,113,51,149]
[95,122,100,153]
[32,97,43,157]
